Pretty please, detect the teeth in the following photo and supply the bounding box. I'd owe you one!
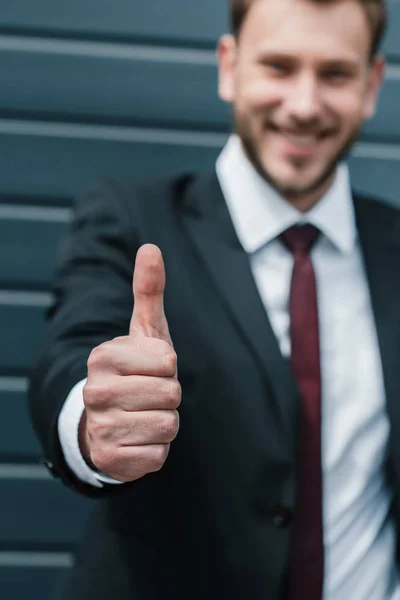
[283,133,318,148]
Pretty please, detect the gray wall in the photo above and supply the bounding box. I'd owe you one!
[0,1,399,597]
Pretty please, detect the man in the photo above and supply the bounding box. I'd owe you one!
[28,0,398,598]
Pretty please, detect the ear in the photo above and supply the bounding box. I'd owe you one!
[363,55,385,119]
[217,34,238,104]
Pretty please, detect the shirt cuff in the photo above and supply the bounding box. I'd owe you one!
[57,378,124,487]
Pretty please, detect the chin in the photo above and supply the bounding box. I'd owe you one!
[246,136,339,198]
[268,170,318,191]
[273,158,330,183]
[266,169,330,199]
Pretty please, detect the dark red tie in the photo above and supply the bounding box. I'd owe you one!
[280,225,324,600]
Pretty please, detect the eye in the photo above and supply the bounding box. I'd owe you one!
[263,62,291,76]
[321,69,349,82]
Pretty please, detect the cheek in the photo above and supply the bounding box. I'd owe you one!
[237,74,283,111]
[323,89,365,128]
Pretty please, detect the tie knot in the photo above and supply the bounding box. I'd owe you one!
[280,224,320,256]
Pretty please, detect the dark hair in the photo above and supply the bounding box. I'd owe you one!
[230,0,387,58]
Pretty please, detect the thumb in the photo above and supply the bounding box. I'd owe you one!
[129,244,173,346]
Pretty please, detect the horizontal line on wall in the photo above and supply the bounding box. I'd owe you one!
[0,24,219,51]
[0,33,217,65]
[0,290,52,307]
[3,118,400,160]
[0,203,71,223]
[0,118,228,147]
[385,64,400,80]
[3,34,400,82]
[353,141,400,160]
[2,34,400,80]
[0,551,73,568]
[0,192,72,209]
[0,464,50,480]
[0,376,28,393]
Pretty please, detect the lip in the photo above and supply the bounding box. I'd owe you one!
[269,126,328,158]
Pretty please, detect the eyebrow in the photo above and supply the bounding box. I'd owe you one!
[255,51,360,70]
[318,60,360,73]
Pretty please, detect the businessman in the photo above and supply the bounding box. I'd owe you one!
[29,0,399,598]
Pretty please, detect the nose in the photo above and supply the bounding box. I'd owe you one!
[286,73,322,123]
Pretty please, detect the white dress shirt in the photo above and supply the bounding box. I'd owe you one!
[58,134,400,599]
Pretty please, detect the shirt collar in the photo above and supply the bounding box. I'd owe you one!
[216,134,357,256]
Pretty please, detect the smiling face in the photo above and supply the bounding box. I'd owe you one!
[218,0,385,209]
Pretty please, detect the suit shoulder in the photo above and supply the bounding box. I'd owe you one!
[98,173,201,212]
[354,191,400,224]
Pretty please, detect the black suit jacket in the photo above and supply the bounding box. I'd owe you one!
[29,172,400,600]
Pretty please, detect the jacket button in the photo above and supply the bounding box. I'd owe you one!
[272,505,293,528]
[41,458,60,478]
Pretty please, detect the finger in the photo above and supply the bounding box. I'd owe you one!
[90,444,171,482]
[87,337,176,378]
[89,410,180,446]
[84,375,181,412]
[130,244,172,345]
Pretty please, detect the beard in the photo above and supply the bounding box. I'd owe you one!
[235,110,361,199]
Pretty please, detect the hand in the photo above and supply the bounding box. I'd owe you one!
[80,244,181,482]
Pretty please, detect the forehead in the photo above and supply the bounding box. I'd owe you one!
[239,0,371,61]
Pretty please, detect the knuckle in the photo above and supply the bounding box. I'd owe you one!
[168,380,182,408]
[150,444,170,471]
[88,338,129,374]
[87,417,102,438]
[83,382,110,410]
[90,446,116,474]
[164,351,177,375]
[158,411,180,440]
[87,343,108,370]
[83,383,97,409]
[86,415,109,441]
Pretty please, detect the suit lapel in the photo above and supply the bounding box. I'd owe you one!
[181,173,300,452]
[354,195,400,478]
[181,179,400,466]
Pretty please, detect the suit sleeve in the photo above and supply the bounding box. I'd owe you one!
[28,180,139,498]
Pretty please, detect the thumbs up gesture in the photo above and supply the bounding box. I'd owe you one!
[81,245,181,482]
